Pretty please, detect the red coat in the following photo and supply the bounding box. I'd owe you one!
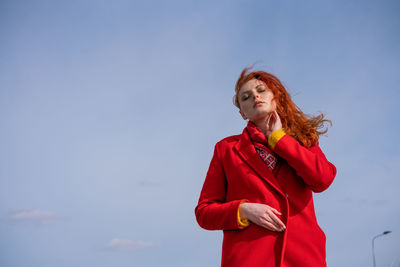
[195,128,336,267]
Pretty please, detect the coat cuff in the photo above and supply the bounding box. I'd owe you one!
[237,201,250,228]
[268,129,286,150]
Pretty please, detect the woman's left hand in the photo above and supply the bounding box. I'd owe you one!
[266,110,282,137]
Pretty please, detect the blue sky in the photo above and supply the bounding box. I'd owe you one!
[1,0,399,266]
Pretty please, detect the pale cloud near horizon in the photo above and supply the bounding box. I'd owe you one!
[104,238,160,252]
[9,208,58,224]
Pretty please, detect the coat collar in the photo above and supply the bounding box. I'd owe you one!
[234,127,285,197]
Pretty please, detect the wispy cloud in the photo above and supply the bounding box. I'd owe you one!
[9,208,58,224]
[104,238,159,252]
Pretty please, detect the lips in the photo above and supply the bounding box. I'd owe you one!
[253,101,264,108]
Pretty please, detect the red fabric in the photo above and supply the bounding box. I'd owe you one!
[246,121,278,171]
[195,127,336,267]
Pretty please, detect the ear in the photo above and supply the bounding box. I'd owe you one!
[239,110,247,120]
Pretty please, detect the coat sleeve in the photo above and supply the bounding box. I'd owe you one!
[268,130,337,193]
[195,142,249,230]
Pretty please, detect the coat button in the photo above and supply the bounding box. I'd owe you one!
[285,193,289,198]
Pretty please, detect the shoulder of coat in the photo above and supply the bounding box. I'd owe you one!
[217,134,241,146]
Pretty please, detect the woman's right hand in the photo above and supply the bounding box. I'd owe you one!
[239,202,286,232]
[265,110,282,138]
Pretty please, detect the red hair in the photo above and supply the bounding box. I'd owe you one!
[234,68,331,148]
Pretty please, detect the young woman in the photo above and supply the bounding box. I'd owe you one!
[195,68,337,267]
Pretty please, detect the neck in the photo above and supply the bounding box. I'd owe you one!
[250,117,269,136]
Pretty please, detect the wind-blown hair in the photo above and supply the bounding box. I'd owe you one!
[234,68,331,148]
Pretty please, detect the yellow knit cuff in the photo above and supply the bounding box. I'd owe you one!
[238,202,250,227]
[268,129,286,150]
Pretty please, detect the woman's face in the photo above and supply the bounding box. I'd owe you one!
[238,78,276,121]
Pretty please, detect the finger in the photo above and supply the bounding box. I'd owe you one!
[260,219,282,232]
[265,209,285,229]
[274,111,282,123]
[261,212,281,230]
[271,214,286,229]
[269,212,286,230]
[271,208,282,215]
[269,112,277,127]
[265,207,281,218]
[266,113,272,128]
[274,110,279,119]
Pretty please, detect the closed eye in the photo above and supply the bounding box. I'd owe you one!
[255,84,267,93]
[241,94,250,101]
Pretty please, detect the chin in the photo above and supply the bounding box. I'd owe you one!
[249,113,270,122]
[255,110,272,118]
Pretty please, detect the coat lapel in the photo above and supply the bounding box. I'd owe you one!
[234,128,285,197]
